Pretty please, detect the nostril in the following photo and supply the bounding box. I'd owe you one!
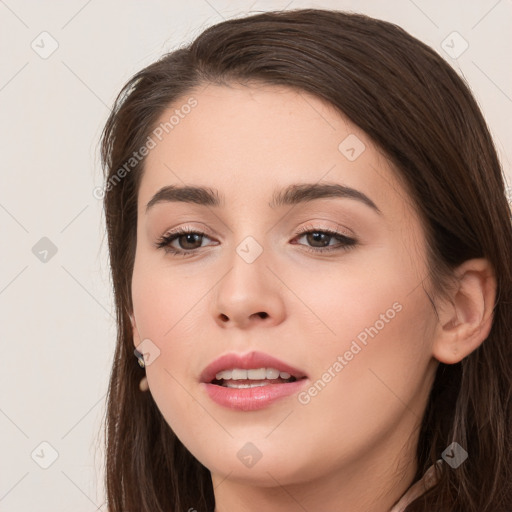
[219,312,268,322]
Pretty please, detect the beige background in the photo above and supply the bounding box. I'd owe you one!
[0,0,510,510]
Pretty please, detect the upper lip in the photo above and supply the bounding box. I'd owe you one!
[200,351,308,383]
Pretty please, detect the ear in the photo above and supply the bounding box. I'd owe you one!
[432,258,496,364]
[129,312,143,348]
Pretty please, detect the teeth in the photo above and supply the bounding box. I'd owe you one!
[247,368,267,379]
[215,367,294,381]
[266,368,279,379]
[232,369,247,380]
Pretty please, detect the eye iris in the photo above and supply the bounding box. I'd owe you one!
[180,233,202,249]
[307,232,330,247]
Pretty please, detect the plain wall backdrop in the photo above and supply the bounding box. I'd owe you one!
[1,0,511,510]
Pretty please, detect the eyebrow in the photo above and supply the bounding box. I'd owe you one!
[145,182,382,215]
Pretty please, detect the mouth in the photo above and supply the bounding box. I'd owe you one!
[200,351,308,411]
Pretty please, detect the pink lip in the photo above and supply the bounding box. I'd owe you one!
[200,351,309,412]
[202,380,308,411]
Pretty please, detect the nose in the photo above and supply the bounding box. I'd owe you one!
[212,245,286,330]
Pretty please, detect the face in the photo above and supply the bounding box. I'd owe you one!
[130,83,439,491]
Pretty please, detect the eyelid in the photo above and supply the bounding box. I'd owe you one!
[157,223,217,244]
[294,221,354,238]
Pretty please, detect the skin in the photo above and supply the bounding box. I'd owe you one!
[130,83,496,511]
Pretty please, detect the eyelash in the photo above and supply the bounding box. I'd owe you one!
[154,225,357,258]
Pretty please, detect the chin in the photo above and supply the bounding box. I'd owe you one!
[200,446,317,488]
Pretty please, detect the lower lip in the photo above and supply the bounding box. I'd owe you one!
[202,379,308,411]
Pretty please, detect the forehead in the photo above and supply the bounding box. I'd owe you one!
[138,83,415,224]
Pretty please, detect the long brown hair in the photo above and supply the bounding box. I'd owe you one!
[99,8,512,511]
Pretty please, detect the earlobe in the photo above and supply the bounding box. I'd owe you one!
[431,258,496,365]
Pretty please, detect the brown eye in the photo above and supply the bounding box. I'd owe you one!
[304,231,333,247]
[293,227,357,254]
[175,233,204,250]
[155,228,216,257]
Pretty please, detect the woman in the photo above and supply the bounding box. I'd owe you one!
[99,8,512,512]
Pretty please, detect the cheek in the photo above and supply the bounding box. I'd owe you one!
[302,271,432,410]
[288,253,407,353]
[292,252,432,417]
[131,251,209,345]
[131,255,212,428]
